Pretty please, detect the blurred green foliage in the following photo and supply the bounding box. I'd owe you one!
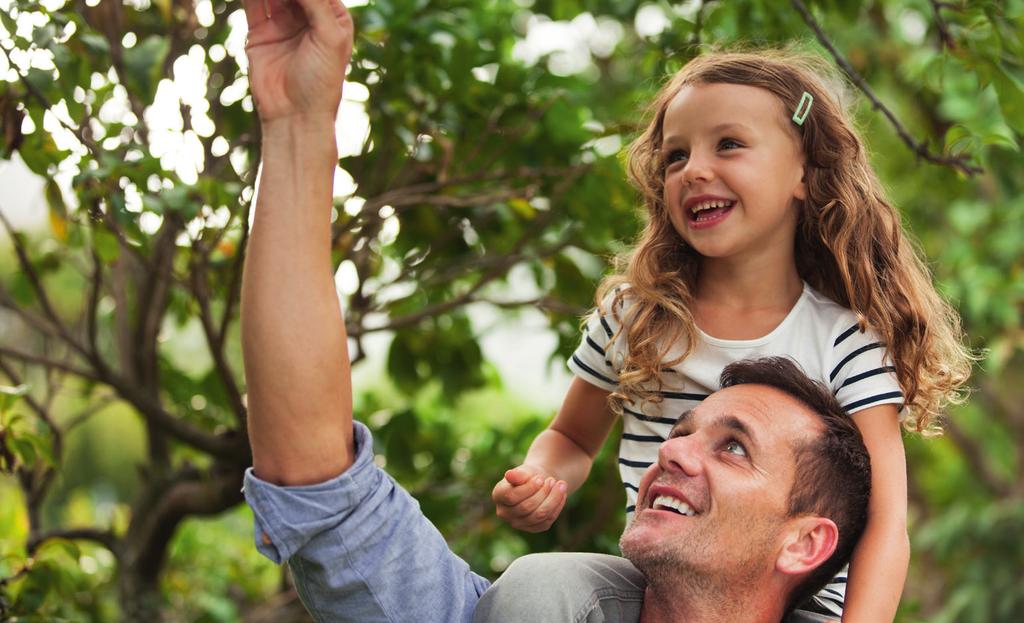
[0,0,1022,621]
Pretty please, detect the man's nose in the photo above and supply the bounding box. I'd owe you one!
[657,435,704,477]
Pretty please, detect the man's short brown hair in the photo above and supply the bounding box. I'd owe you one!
[719,356,872,612]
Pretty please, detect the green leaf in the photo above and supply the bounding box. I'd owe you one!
[0,384,29,414]
[122,35,170,103]
[79,33,110,57]
[991,65,1024,134]
[92,228,121,263]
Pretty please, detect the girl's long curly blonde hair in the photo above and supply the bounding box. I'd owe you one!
[598,49,973,433]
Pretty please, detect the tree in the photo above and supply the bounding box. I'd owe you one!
[0,0,1022,621]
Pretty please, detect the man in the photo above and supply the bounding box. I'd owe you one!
[238,1,870,621]
[471,359,870,623]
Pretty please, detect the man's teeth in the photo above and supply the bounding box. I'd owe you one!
[690,199,734,214]
[652,494,697,516]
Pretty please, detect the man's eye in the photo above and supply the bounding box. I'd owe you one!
[724,440,747,457]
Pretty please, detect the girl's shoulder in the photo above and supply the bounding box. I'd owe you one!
[596,283,636,318]
[800,284,861,332]
[798,284,886,351]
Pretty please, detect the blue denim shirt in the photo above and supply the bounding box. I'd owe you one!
[243,422,491,622]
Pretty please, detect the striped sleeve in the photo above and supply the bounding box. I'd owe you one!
[830,322,903,414]
[567,293,623,392]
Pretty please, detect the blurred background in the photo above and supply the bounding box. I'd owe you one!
[0,0,1021,621]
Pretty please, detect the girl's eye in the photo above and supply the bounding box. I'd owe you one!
[664,149,688,165]
[724,440,747,457]
[718,138,742,150]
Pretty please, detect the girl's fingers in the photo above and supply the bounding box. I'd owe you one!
[502,467,533,487]
[510,477,553,516]
[494,474,544,507]
[522,491,565,531]
[531,481,567,522]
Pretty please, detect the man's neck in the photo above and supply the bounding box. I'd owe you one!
[638,582,787,623]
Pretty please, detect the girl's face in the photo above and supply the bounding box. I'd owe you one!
[660,82,806,265]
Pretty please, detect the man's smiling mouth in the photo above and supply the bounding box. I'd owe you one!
[651,494,698,516]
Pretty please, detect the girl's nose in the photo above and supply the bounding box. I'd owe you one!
[658,434,704,477]
[682,153,714,186]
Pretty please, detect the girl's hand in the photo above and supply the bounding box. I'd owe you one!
[243,0,354,123]
[492,465,568,532]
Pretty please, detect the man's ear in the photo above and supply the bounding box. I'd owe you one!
[776,516,838,576]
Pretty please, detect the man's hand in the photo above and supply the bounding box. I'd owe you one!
[243,0,353,122]
[492,465,568,532]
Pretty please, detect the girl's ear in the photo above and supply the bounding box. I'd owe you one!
[794,163,807,202]
[776,516,838,576]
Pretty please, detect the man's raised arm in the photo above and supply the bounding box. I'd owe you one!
[240,0,355,485]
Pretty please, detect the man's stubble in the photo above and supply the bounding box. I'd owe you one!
[619,506,780,605]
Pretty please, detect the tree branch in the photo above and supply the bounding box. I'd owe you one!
[64,393,119,432]
[483,296,586,316]
[790,0,983,176]
[122,466,243,582]
[690,0,717,45]
[0,287,67,343]
[928,0,956,49]
[0,358,58,437]
[0,209,91,359]
[189,253,247,428]
[27,527,120,557]
[220,200,252,347]
[0,344,246,461]
[0,42,102,156]
[86,250,104,358]
[0,346,100,382]
[102,372,248,461]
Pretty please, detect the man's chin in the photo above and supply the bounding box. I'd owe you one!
[619,515,663,567]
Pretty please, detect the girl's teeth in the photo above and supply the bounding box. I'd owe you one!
[691,200,734,213]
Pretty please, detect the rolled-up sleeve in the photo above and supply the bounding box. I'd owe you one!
[243,422,491,623]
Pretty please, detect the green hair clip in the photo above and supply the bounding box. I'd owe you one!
[792,92,813,126]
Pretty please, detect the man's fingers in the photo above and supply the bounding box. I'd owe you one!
[242,0,289,29]
[290,0,353,41]
[243,0,351,49]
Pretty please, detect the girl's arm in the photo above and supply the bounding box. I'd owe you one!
[841,404,909,623]
[492,377,618,531]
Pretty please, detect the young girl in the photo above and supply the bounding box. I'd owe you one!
[491,50,972,622]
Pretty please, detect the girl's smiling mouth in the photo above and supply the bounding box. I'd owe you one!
[683,196,736,229]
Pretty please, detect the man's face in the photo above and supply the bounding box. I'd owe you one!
[620,384,822,585]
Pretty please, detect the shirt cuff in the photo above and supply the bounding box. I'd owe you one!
[242,421,378,564]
